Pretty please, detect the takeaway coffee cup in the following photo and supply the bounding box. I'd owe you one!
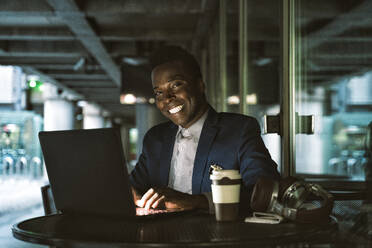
[210,167,242,221]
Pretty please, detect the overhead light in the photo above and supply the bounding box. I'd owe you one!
[246,94,257,105]
[120,93,136,104]
[114,118,122,124]
[73,57,85,71]
[253,58,273,66]
[148,98,155,104]
[123,57,148,66]
[29,80,37,88]
[27,75,43,90]
[77,100,88,107]
[227,95,240,105]
[27,75,39,88]
[102,110,111,117]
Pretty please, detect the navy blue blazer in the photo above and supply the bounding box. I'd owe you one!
[129,107,280,208]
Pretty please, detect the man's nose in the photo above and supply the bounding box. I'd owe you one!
[163,90,176,102]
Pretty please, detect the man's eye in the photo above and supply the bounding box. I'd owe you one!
[172,82,183,88]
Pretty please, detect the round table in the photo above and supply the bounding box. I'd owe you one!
[12,212,339,247]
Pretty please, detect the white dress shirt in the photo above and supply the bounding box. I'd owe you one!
[168,109,209,194]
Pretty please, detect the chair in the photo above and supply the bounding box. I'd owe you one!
[40,184,59,215]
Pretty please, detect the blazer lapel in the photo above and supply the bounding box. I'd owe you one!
[158,123,178,187]
[192,108,218,194]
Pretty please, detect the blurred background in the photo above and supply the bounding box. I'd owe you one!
[1,0,372,247]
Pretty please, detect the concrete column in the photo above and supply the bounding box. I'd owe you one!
[43,83,75,131]
[82,103,105,129]
[135,104,166,159]
[42,83,75,180]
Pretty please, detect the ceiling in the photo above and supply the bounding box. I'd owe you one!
[0,0,371,120]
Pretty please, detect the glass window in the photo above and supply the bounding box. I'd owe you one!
[294,0,372,180]
[245,0,281,167]
[225,0,282,167]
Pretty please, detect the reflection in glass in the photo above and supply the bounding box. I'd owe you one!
[225,0,281,168]
[294,0,372,180]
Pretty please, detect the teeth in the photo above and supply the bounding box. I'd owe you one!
[169,105,183,114]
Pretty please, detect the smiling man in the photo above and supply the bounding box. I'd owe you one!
[129,46,280,213]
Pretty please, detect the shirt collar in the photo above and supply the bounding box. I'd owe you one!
[177,107,209,138]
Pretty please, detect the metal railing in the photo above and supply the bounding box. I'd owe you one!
[0,149,43,178]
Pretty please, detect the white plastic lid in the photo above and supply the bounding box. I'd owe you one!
[210,169,242,180]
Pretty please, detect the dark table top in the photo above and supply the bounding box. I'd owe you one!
[13,211,341,248]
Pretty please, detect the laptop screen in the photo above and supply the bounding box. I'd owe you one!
[39,128,136,217]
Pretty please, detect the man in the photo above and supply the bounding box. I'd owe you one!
[129,46,279,213]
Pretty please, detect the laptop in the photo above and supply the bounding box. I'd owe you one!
[39,128,182,218]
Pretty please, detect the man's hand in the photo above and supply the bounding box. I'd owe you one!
[133,187,208,211]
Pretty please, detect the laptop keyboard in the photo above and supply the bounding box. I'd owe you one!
[136,208,169,216]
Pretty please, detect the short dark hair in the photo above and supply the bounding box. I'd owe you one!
[149,45,202,79]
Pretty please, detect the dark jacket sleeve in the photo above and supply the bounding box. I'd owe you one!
[237,117,280,212]
[128,132,151,195]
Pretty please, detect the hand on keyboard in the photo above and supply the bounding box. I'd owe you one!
[134,187,208,211]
